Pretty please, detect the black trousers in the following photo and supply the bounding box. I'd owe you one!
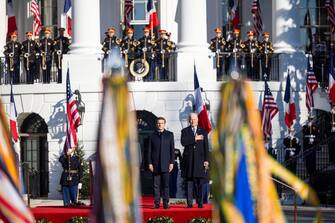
[42,61,52,83]
[187,177,204,205]
[153,172,169,205]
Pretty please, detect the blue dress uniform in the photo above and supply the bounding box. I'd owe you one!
[54,28,70,83]
[226,29,245,73]
[22,32,39,84]
[39,28,54,83]
[260,32,274,80]
[137,27,156,81]
[59,153,83,206]
[209,27,226,81]
[169,148,182,198]
[284,134,301,174]
[4,32,21,84]
[121,28,138,80]
[303,119,320,177]
[244,31,260,80]
[154,30,172,81]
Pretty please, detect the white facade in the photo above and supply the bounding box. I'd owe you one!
[0,0,316,198]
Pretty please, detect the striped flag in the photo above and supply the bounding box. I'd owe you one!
[9,84,18,144]
[326,0,335,33]
[284,72,296,129]
[92,76,141,223]
[251,0,263,37]
[63,68,81,153]
[306,58,318,112]
[261,81,278,139]
[0,97,34,223]
[124,0,133,28]
[63,0,72,37]
[7,0,17,38]
[194,65,212,133]
[30,0,42,36]
[147,0,159,30]
[329,49,335,103]
[230,0,239,30]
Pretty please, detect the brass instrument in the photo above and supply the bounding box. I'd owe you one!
[264,42,269,68]
[56,50,62,69]
[9,53,14,72]
[250,42,254,68]
[161,40,165,68]
[124,40,130,68]
[215,38,220,68]
[41,52,47,70]
[25,41,31,71]
[331,112,335,133]
[233,39,237,65]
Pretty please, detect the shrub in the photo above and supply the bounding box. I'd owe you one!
[65,216,89,223]
[36,219,52,223]
[188,217,213,223]
[147,216,175,223]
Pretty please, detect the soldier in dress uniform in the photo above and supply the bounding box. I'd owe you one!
[59,148,83,206]
[227,29,244,72]
[137,27,156,81]
[326,103,335,164]
[303,115,320,177]
[39,28,54,83]
[244,31,260,80]
[209,27,226,81]
[283,129,301,174]
[22,31,39,84]
[154,29,172,80]
[121,28,138,79]
[102,27,121,58]
[54,28,70,83]
[260,32,274,80]
[4,31,21,84]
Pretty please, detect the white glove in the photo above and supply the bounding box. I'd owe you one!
[78,183,82,190]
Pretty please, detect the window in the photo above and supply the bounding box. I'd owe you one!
[40,0,58,37]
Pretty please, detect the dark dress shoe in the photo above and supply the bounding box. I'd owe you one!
[153,204,160,209]
[163,204,170,209]
[186,204,193,208]
[198,204,203,208]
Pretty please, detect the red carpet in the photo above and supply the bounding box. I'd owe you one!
[31,197,213,223]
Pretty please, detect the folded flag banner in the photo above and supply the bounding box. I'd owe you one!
[92,76,141,223]
[284,72,296,129]
[211,80,322,223]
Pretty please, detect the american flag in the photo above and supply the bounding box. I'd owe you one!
[124,0,133,27]
[30,0,42,36]
[64,68,81,153]
[306,58,318,112]
[326,0,335,33]
[261,81,278,139]
[251,0,263,37]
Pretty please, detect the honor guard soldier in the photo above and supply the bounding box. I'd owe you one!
[227,29,244,72]
[40,28,54,83]
[138,27,156,81]
[54,28,70,83]
[303,115,320,177]
[155,29,171,80]
[167,32,176,51]
[4,31,21,84]
[102,27,121,58]
[260,32,274,80]
[121,28,138,78]
[326,103,335,164]
[22,31,39,84]
[244,31,260,80]
[59,148,83,206]
[209,27,226,81]
[283,129,301,174]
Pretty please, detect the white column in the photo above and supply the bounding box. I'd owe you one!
[272,0,301,53]
[0,1,7,56]
[176,0,215,82]
[70,0,102,54]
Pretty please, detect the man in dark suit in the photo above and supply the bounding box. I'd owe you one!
[147,117,175,209]
[181,113,209,208]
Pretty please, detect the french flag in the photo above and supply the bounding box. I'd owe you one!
[7,0,17,37]
[147,0,159,30]
[329,49,335,103]
[10,85,19,143]
[194,65,212,133]
[284,72,296,129]
[63,0,72,37]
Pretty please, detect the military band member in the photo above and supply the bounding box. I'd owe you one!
[303,115,320,176]
[326,103,335,164]
[137,27,155,81]
[39,28,54,83]
[260,32,274,80]
[209,27,226,81]
[59,148,83,206]
[227,29,244,72]
[102,27,121,58]
[21,32,39,84]
[4,31,21,84]
[54,28,70,83]
[244,31,260,80]
[121,28,138,79]
[283,129,301,174]
[155,29,172,80]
